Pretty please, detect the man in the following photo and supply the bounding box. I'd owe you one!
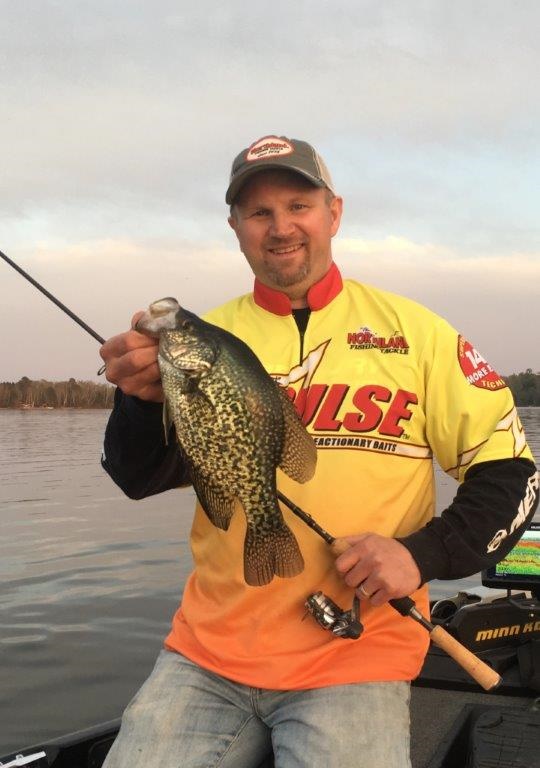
[99,135,538,768]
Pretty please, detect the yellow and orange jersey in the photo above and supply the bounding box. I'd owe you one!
[165,264,534,689]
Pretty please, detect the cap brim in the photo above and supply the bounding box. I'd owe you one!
[226,164,326,205]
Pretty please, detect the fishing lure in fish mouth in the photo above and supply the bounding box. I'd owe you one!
[134,297,184,333]
[136,297,318,588]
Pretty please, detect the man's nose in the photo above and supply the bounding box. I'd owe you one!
[269,211,295,238]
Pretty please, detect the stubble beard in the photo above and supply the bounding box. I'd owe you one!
[264,254,310,289]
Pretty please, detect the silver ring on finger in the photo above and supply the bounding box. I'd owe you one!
[358,583,371,599]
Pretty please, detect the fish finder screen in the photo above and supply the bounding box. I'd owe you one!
[482,521,540,593]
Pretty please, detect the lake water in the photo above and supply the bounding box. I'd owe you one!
[0,407,538,754]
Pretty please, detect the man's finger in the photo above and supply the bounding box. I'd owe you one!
[131,310,146,329]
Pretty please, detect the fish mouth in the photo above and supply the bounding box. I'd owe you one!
[136,298,180,336]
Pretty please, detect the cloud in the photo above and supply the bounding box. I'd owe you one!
[2,233,537,382]
[334,236,540,292]
[1,237,253,383]
[1,3,539,380]
[1,1,539,216]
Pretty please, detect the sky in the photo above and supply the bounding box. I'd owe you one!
[1,0,539,381]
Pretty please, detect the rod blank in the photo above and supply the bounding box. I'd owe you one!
[1,249,105,345]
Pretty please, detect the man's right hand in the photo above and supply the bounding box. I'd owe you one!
[99,311,164,402]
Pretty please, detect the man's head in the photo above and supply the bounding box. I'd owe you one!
[227,136,343,307]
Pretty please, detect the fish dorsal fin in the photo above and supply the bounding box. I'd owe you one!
[277,386,317,483]
[189,462,236,531]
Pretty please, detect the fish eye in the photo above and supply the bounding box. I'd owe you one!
[182,319,194,331]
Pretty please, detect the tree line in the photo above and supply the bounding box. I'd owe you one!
[1,371,539,409]
[0,377,115,409]
[504,370,540,407]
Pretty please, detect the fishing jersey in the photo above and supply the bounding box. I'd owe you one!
[160,263,537,689]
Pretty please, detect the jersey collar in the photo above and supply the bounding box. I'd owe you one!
[253,262,343,316]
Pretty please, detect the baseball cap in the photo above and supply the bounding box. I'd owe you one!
[226,135,335,204]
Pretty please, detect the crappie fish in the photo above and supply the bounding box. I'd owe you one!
[136,297,317,587]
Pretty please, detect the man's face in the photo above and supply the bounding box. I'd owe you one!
[228,170,343,306]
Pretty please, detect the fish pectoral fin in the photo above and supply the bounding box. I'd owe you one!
[243,518,304,587]
[162,401,173,445]
[277,387,317,483]
[191,467,235,531]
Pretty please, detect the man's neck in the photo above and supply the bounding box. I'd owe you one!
[253,262,343,315]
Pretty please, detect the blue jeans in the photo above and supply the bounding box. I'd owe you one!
[103,649,411,768]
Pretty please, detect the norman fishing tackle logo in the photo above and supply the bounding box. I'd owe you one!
[347,326,409,354]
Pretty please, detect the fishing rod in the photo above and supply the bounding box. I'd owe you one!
[1,248,501,691]
[277,490,501,691]
[1,249,106,345]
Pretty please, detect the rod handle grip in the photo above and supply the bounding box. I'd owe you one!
[429,625,500,691]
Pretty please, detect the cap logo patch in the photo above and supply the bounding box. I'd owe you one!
[458,336,506,391]
[246,137,293,162]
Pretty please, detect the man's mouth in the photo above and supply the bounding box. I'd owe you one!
[267,243,304,255]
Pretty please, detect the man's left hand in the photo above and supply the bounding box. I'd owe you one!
[334,534,421,607]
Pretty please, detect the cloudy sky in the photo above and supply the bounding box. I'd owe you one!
[1,1,538,381]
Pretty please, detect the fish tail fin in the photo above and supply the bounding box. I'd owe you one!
[244,520,304,587]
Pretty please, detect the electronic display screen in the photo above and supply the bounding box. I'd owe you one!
[482,521,540,593]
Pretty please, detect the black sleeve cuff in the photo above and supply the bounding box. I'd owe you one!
[102,388,189,499]
[116,389,165,431]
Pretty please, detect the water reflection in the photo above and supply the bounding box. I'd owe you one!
[0,408,538,753]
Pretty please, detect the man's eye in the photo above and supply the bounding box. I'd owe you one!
[291,203,307,211]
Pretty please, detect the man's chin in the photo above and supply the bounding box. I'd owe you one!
[266,265,310,290]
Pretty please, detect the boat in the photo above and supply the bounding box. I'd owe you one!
[2,523,539,768]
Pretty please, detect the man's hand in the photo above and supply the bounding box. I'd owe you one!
[334,533,421,607]
[99,312,163,402]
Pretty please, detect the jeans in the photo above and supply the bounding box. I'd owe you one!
[103,649,411,768]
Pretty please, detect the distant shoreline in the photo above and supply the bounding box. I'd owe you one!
[1,371,539,408]
[0,378,115,409]
[1,405,113,410]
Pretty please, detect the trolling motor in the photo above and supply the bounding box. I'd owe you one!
[305,592,363,639]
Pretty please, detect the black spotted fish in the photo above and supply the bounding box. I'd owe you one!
[136,297,317,586]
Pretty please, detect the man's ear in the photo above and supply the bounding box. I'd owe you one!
[228,212,239,238]
[329,196,343,237]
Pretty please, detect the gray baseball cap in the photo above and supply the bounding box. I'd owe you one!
[226,135,335,204]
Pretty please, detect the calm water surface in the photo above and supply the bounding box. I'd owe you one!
[0,407,538,753]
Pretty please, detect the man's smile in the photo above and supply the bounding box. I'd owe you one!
[267,243,305,256]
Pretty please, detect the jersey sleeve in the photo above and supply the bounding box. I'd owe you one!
[399,318,538,582]
[421,318,534,479]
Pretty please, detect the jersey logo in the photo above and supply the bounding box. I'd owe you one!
[347,326,409,354]
[271,342,427,459]
[458,337,506,391]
